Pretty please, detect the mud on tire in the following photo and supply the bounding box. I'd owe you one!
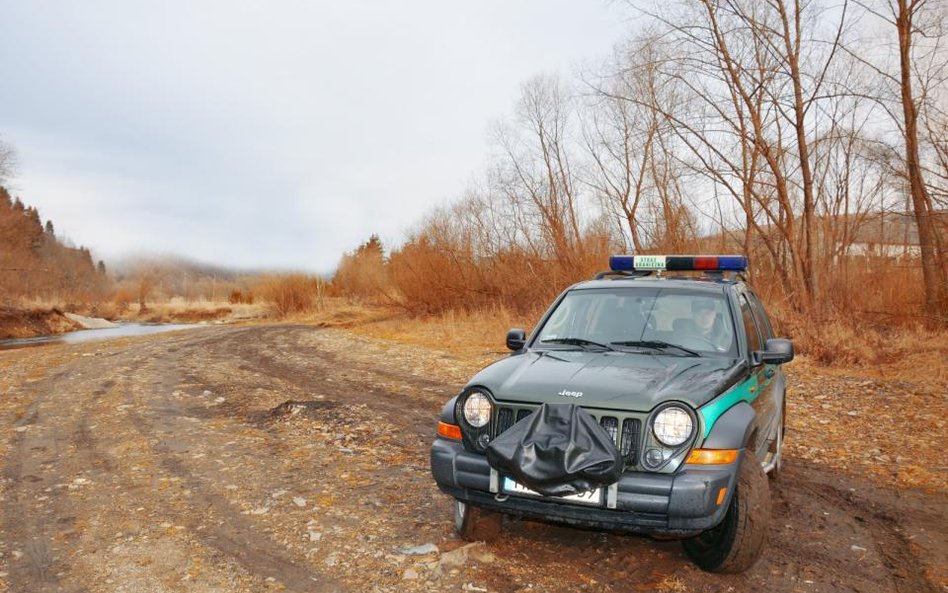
[682,450,771,573]
[454,500,502,542]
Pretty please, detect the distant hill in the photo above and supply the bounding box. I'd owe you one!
[110,254,261,303]
[0,186,107,304]
[112,254,246,282]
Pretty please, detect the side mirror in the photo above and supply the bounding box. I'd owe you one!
[506,328,527,351]
[754,338,794,365]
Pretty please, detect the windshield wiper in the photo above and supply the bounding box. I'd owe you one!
[541,337,614,351]
[610,340,701,357]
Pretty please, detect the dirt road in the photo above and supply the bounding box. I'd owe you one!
[0,325,944,593]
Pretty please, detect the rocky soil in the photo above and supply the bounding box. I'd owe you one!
[0,324,944,593]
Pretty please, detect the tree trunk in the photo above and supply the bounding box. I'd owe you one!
[896,0,947,321]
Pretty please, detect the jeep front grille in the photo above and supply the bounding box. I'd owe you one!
[493,405,643,468]
[496,407,514,435]
[599,416,618,442]
[620,418,641,465]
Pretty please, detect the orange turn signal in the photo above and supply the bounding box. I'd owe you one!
[686,449,739,465]
[716,487,728,506]
[437,421,462,441]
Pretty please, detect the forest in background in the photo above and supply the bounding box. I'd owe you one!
[0,186,108,305]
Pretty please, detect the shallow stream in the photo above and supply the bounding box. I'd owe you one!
[0,323,204,350]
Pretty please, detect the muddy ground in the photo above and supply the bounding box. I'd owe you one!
[0,324,944,593]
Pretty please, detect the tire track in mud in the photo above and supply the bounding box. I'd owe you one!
[215,325,442,437]
[1,336,344,593]
[114,338,344,593]
[791,475,943,593]
[1,362,101,593]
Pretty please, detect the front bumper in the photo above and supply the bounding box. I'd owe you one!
[431,438,741,536]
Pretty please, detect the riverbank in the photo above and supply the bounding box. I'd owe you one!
[0,306,82,340]
[0,302,268,341]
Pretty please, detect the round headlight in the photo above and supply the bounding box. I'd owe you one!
[462,391,492,428]
[653,406,694,447]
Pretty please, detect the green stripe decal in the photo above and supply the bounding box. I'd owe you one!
[699,374,760,438]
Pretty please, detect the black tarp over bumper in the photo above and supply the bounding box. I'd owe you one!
[485,403,623,497]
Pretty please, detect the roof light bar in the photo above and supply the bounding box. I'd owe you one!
[609,255,747,273]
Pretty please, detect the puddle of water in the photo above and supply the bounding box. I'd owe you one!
[0,323,206,350]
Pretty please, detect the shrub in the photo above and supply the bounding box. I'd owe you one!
[256,274,323,317]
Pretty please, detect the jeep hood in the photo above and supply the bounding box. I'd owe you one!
[467,350,744,411]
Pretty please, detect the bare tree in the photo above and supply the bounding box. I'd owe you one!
[891,0,947,315]
[846,0,948,318]
[0,136,16,186]
[493,75,586,280]
[611,0,853,310]
[584,34,697,252]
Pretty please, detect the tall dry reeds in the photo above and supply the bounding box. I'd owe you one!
[256,274,325,318]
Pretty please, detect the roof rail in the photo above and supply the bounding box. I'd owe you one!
[593,270,654,280]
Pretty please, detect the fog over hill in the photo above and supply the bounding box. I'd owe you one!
[110,254,260,282]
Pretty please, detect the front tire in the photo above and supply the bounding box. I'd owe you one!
[682,451,771,573]
[454,500,502,542]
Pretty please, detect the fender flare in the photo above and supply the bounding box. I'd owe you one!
[440,395,460,424]
[702,401,756,450]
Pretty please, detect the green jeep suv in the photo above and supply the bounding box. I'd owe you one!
[430,255,793,573]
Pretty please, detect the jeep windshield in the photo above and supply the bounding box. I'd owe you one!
[533,287,737,357]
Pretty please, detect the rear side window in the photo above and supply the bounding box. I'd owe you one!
[739,294,762,352]
[747,292,774,339]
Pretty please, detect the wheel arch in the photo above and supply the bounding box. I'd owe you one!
[440,395,460,424]
[701,401,756,450]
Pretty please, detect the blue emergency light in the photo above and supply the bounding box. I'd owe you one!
[609,255,747,273]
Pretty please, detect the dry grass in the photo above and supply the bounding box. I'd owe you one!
[780,314,948,379]
[346,304,538,359]
[654,575,688,593]
[310,301,948,382]
[290,299,395,326]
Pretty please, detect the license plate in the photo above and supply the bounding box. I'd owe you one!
[503,477,602,505]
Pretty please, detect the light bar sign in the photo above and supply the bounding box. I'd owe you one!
[608,254,748,273]
[633,255,666,270]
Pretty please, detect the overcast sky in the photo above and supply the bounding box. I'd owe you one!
[0,1,630,274]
